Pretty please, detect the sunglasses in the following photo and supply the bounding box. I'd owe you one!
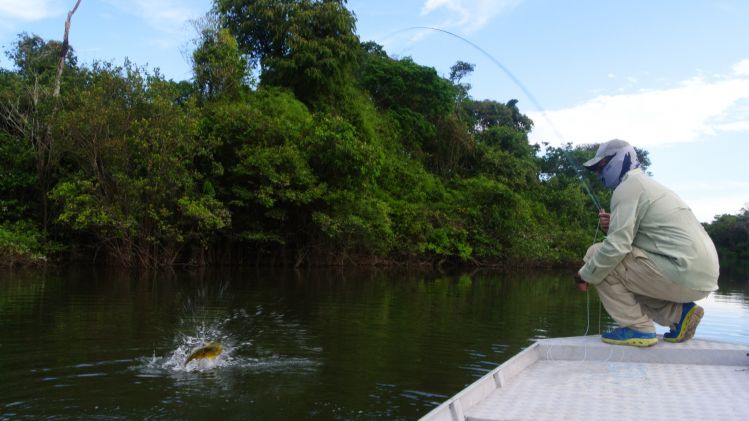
[592,155,615,174]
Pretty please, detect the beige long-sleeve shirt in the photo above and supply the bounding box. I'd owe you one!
[579,168,719,291]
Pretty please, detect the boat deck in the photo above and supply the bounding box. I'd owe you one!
[421,335,749,421]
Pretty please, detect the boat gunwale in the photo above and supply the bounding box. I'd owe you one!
[419,336,749,421]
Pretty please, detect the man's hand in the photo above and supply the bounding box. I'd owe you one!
[574,272,588,292]
[598,208,610,234]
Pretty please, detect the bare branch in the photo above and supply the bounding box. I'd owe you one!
[53,0,82,97]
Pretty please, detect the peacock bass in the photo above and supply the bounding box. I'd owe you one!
[184,342,223,366]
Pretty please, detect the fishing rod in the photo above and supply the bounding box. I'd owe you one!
[389,27,606,336]
[389,26,603,212]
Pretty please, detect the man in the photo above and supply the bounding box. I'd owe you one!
[575,139,719,347]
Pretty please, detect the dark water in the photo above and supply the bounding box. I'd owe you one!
[1,267,747,420]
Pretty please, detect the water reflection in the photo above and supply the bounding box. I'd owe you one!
[663,267,749,345]
[687,293,749,344]
[0,266,747,420]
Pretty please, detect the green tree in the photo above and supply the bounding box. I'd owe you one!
[704,207,749,263]
[201,87,393,264]
[464,99,533,134]
[1,3,668,269]
[0,220,49,266]
[216,0,360,108]
[359,52,470,176]
[50,62,229,266]
[0,133,36,221]
[449,61,474,94]
[453,176,548,263]
[0,33,78,230]
[200,88,325,262]
[360,55,454,119]
[191,13,250,102]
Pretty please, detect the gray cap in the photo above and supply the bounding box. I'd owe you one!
[583,139,632,168]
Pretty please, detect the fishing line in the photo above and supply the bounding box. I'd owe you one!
[384,26,603,212]
[384,27,607,352]
[595,222,604,336]
[581,219,601,337]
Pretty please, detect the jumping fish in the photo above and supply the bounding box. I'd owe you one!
[184,342,223,366]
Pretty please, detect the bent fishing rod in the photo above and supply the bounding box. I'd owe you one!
[390,26,603,212]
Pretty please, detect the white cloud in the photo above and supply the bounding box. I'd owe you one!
[732,59,749,76]
[528,62,749,221]
[133,0,195,32]
[715,121,749,132]
[103,0,201,42]
[421,0,525,33]
[668,180,749,194]
[528,70,749,147]
[681,194,748,222]
[0,0,64,21]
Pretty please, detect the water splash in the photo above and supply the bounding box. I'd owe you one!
[134,304,321,375]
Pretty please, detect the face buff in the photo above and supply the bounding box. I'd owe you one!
[600,144,640,189]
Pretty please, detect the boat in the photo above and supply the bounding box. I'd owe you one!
[420,335,749,420]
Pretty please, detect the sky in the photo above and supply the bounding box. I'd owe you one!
[0,0,747,222]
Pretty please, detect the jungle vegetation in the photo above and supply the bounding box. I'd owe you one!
[0,0,741,268]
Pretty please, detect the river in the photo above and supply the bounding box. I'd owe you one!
[1,266,747,420]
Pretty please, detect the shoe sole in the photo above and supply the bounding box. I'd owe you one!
[664,305,704,343]
[601,337,658,347]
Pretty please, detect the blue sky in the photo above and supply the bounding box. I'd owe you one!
[1,0,747,222]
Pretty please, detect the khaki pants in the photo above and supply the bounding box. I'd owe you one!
[585,243,710,333]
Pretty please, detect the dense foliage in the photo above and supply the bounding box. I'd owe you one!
[2,0,738,268]
[704,207,749,265]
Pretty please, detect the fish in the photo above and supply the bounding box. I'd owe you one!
[184,342,224,366]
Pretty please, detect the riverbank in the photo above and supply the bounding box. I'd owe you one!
[0,243,577,271]
[0,222,49,268]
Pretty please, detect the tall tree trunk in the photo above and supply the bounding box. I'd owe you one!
[53,0,82,97]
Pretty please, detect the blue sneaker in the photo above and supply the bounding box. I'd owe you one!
[601,327,657,347]
[663,302,704,343]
